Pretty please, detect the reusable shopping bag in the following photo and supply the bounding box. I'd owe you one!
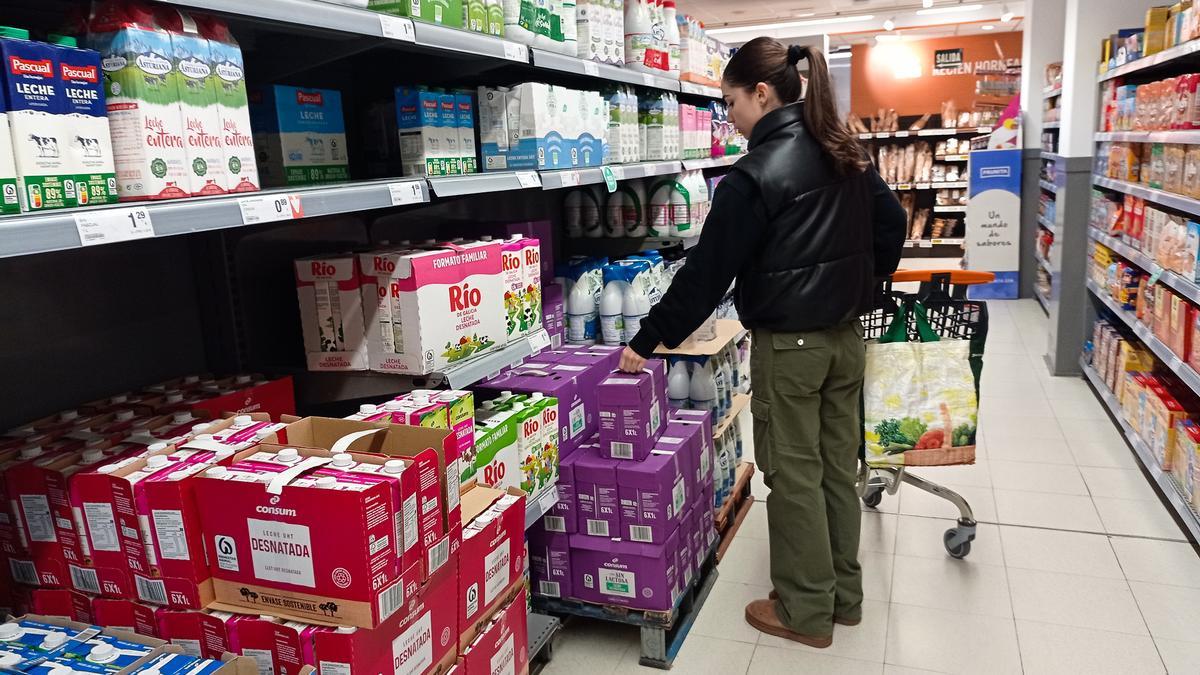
[863,301,978,466]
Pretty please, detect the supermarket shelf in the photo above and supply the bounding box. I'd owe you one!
[1087,228,1200,305]
[859,127,992,140]
[1080,358,1200,543]
[525,486,560,530]
[1092,175,1200,219]
[529,49,679,92]
[1043,85,1062,98]
[679,81,723,98]
[934,205,968,213]
[1099,37,1200,83]
[0,178,430,259]
[617,160,685,181]
[539,161,681,190]
[1095,130,1200,144]
[935,154,970,162]
[1039,179,1059,194]
[1034,287,1050,313]
[1036,251,1055,275]
[1037,215,1058,235]
[1086,279,1200,393]
[428,171,540,196]
[714,393,750,439]
[889,181,969,190]
[528,612,561,672]
[903,238,964,248]
[681,155,742,171]
[1043,121,1060,129]
[654,319,746,356]
[1042,151,1065,162]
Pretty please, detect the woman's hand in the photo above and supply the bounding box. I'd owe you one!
[619,347,647,373]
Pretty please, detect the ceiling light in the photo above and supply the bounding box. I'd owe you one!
[981,24,994,30]
[916,3,983,16]
[883,17,896,31]
[922,0,934,6]
[1001,5,1014,22]
[707,14,877,34]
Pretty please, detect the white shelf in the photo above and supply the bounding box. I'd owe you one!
[1099,38,1200,82]
[525,485,560,530]
[1079,359,1200,543]
[860,127,992,140]
[1039,179,1059,194]
[1086,279,1200,393]
[934,205,968,213]
[935,155,970,162]
[1035,287,1050,313]
[1043,121,1061,129]
[1093,175,1200,219]
[1036,251,1055,275]
[1042,151,1066,162]
[1043,85,1062,99]
[1087,228,1200,305]
[679,81,723,98]
[529,49,682,92]
[538,161,682,190]
[1037,215,1059,235]
[681,155,741,171]
[1095,130,1200,144]
[428,171,540,197]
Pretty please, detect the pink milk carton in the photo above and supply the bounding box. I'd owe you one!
[294,254,369,371]
[616,450,684,545]
[500,236,536,341]
[572,450,619,539]
[228,615,328,675]
[412,389,475,460]
[597,363,666,461]
[570,529,681,611]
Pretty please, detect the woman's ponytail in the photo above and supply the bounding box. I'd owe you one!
[724,37,868,176]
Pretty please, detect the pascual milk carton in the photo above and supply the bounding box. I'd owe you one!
[1,27,76,211]
[395,85,442,177]
[51,36,118,206]
[455,90,477,174]
[158,9,227,196]
[250,85,349,186]
[89,3,190,200]
[0,58,19,213]
[194,15,257,192]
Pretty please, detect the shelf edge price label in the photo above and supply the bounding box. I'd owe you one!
[537,485,558,514]
[388,180,425,206]
[239,194,303,225]
[378,15,416,42]
[502,41,528,62]
[516,171,541,189]
[583,61,599,77]
[895,131,909,137]
[528,330,551,353]
[1148,265,1164,286]
[601,166,618,193]
[74,206,155,247]
[642,73,655,87]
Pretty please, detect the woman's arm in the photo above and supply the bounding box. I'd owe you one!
[870,167,907,277]
[627,171,767,359]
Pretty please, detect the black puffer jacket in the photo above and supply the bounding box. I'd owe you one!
[629,102,906,356]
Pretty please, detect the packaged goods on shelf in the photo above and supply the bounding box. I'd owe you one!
[478,83,607,171]
[597,360,667,461]
[293,253,369,371]
[457,486,524,648]
[52,36,119,207]
[624,0,668,75]
[369,0,465,28]
[499,234,542,341]
[677,13,728,87]
[459,586,529,675]
[156,609,236,658]
[395,86,479,177]
[194,16,258,193]
[605,85,638,164]
[250,85,349,186]
[0,74,18,213]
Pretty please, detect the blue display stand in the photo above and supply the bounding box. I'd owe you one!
[965,148,1023,299]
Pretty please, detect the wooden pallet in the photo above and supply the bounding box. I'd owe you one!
[715,461,755,563]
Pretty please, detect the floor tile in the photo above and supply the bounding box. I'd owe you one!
[1093,497,1187,540]
[1008,567,1148,635]
[883,667,946,675]
[998,525,1124,579]
[1130,582,1200,643]
[899,481,997,523]
[884,603,1022,675]
[859,511,899,555]
[893,516,1004,566]
[979,395,1056,419]
[890,554,1012,618]
[1070,437,1141,470]
[611,635,753,674]
[861,550,894,603]
[1048,394,1112,420]
[905,461,992,488]
[982,434,1076,464]
[757,599,888,663]
[1081,466,1162,501]
[717,534,772,587]
[1111,538,1200,588]
[992,489,1104,531]
[1039,375,1094,399]
[988,459,1088,495]
[748,646,882,675]
[1155,638,1200,674]
[1015,620,1164,675]
[979,414,1066,439]
[542,618,635,675]
[738,502,769,540]
[691,581,771,644]
[982,377,1047,399]
[982,340,1030,356]
[1059,417,1127,445]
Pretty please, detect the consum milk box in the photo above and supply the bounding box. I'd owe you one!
[458,486,525,650]
[459,587,529,675]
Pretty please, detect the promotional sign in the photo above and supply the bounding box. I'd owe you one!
[965,148,1022,299]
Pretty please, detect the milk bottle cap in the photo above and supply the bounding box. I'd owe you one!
[235,375,252,384]
[194,434,214,442]
[383,460,405,474]
[316,477,337,488]
[98,464,121,474]
[277,448,300,463]
[60,410,80,422]
[81,448,105,464]
[47,34,77,47]
[20,446,43,459]
[172,412,193,424]
[383,401,404,411]
[147,442,169,453]
[233,415,253,427]
[115,410,135,422]
[0,652,21,667]
[41,632,68,649]
[88,643,117,663]
[165,393,184,404]
[146,455,170,469]
[191,423,213,434]
[206,467,230,477]
[358,404,378,415]
[48,666,75,675]
[0,622,20,640]
[330,453,354,468]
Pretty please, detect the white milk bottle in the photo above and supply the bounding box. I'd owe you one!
[689,358,718,422]
[604,188,626,238]
[664,0,680,78]
[719,350,733,409]
[621,265,651,343]
[566,277,598,344]
[624,0,650,71]
[668,359,690,409]
[669,173,694,237]
[620,178,648,237]
[560,0,577,55]
[710,356,727,420]
[599,264,626,345]
[646,176,673,237]
[564,187,585,237]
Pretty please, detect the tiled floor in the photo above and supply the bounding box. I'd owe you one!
[542,299,1200,675]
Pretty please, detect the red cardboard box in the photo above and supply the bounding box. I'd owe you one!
[227,614,330,675]
[6,446,92,587]
[459,587,529,675]
[158,608,238,659]
[458,486,525,649]
[192,377,297,422]
[30,588,94,623]
[91,597,161,637]
[311,553,459,675]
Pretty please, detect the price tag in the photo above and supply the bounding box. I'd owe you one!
[502,41,528,62]
[642,73,655,86]
[388,181,424,206]
[583,61,599,77]
[875,132,889,138]
[537,486,558,513]
[516,171,541,189]
[895,131,910,137]
[239,194,303,224]
[1148,265,1164,286]
[897,183,912,190]
[919,240,934,248]
[74,206,155,247]
[528,330,551,353]
[378,15,416,42]
[602,166,618,193]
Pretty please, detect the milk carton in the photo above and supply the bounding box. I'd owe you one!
[439,92,461,175]
[1,28,76,210]
[361,241,506,374]
[250,85,348,186]
[501,236,533,341]
[294,253,369,371]
[570,529,680,611]
[466,405,521,488]
[51,38,118,207]
[0,80,18,213]
[89,6,190,200]
[156,11,226,197]
[369,0,465,27]
[527,524,571,599]
[572,450,619,538]
[194,15,257,192]
[456,90,477,174]
[395,86,442,177]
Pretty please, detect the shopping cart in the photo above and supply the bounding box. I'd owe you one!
[857,270,992,559]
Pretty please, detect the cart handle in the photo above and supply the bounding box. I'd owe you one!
[890,270,995,285]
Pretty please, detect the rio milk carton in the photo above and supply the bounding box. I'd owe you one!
[89,3,190,200]
[50,37,118,207]
[194,16,258,192]
[361,241,506,374]
[1,27,76,211]
[158,9,228,197]
[294,253,369,371]
[250,85,349,186]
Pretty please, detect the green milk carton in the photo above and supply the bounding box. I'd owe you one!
[369,0,464,28]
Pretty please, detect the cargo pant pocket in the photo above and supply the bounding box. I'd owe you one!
[752,397,772,490]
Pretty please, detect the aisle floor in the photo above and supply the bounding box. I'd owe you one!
[543,300,1200,675]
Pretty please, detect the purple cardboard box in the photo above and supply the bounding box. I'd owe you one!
[573,450,621,538]
[598,368,665,461]
[569,529,681,611]
[571,344,622,371]
[655,427,698,505]
[544,451,577,533]
[542,283,565,348]
[616,450,684,544]
[668,412,714,489]
[699,491,715,548]
[529,524,573,599]
[679,503,696,586]
[476,366,591,458]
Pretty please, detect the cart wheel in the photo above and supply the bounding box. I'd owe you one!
[862,488,884,508]
[943,529,971,559]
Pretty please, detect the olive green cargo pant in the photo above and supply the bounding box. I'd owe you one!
[750,321,865,636]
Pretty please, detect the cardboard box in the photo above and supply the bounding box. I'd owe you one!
[91,598,161,637]
[597,366,666,462]
[1146,387,1190,470]
[459,587,529,675]
[30,589,94,623]
[224,615,328,675]
[158,609,237,659]
[527,525,571,600]
[294,255,369,371]
[250,85,349,187]
[4,613,168,670]
[191,377,296,422]
[571,451,619,539]
[6,446,91,588]
[541,451,576,534]
[458,486,525,649]
[616,450,683,545]
[570,528,681,611]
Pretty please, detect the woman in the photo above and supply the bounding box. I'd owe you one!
[620,37,907,647]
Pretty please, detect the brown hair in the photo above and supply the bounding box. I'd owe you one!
[723,37,868,176]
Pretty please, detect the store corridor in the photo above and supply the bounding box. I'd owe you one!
[545,299,1200,675]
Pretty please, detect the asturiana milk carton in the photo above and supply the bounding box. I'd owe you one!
[193,16,257,192]
[89,2,190,200]
[0,27,77,211]
[49,36,118,207]
[250,84,349,186]
[157,9,227,197]
[294,253,369,371]
[360,241,506,374]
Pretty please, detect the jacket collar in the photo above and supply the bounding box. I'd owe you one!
[748,102,805,150]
